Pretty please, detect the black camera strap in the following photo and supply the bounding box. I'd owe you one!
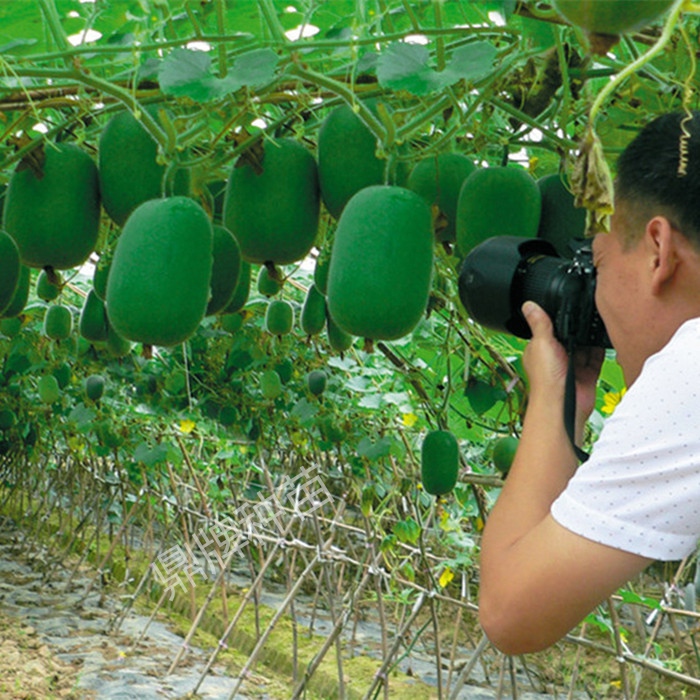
[565,347,591,463]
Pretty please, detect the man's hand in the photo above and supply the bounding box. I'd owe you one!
[521,301,604,433]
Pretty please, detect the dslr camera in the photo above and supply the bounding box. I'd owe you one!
[457,236,611,349]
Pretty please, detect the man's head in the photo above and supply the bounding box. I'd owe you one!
[614,110,700,250]
[593,111,700,385]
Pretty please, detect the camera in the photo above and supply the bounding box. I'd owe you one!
[457,236,611,349]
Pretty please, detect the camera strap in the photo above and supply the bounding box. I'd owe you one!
[564,349,591,463]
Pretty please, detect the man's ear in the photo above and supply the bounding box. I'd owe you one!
[645,216,677,294]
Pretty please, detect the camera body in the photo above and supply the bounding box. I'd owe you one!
[458,236,611,349]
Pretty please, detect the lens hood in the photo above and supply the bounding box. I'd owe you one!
[458,236,558,338]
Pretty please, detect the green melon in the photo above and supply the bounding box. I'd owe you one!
[98,106,190,226]
[207,224,241,316]
[79,289,109,343]
[2,264,29,318]
[221,260,251,314]
[407,153,477,243]
[93,256,111,300]
[421,429,459,496]
[314,253,330,295]
[301,283,326,336]
[265,299,294,336]
[327,185,433,340]
[326,310,354,353]
[0,231,20,316]
[318,104,386,219]
[537,173,587,257]
[205,179,227,223]
[106,197,213,346]
[492,435,519,475]
[257,265,283,297]
[36,269,61,302]
[456,166,541,256]
[307,369,327,397]
[0,409,16,431]
[85,374,105,401]
[38,374,60,404]
[3,143,100,269]
[52,361,72,389]
[260,369,283,400]
[553,0,674,34]
[223,138,319,264]
[219,312,244,334]
[105,321,133,358]
[0,317,22,338]
[43,304,72,340]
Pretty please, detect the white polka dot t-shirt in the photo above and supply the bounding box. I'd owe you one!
[551,317,700,561]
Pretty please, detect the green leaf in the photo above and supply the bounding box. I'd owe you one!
[440,43,497,85]
[357,435,393,461]
[134,441,170,467]
[394,517,421,545]
[159,48,279,102]
[464,378,506,415]
[377,42,439,96]
[68,403,96,430]
[377,41,495,97]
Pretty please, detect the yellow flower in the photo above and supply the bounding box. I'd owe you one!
[401,413,418,427]
[601,388,626,415]
[178,419,196,434]
[438,567,454,588]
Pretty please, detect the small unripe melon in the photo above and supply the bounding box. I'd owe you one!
[537,174,586,257]
[301,283,326,336]
[85,374,105,401]
[421,429,459,496]
[224,138,319,264]
[2,264,29,318]
[221,260,251,314]
[260,369,283,400]
[43,304,73,340]
[257,265,283,297]
[492,436,519,475]
[0,231,20,316]
[552,0,673,34]
[98,106,189,226]
[93,256,111,300]
[52,361,72,389]
[106,197,213,347]
[79,289,109,343]
[327,185,433,340]
[265,299,294,336]
[307,369,327,397]
[207,224,241,316]
[456,166,541,256]
[326,310,354,353]
[314,254,330,295]
[407,153,477,243]
[318,105,386,219]
[38,374,60,404]
[3,143,100,269]
[36,269,61,302]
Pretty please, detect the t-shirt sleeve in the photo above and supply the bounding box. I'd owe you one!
[551,325,700,561]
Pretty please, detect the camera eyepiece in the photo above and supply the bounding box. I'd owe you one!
[457,236,611,349]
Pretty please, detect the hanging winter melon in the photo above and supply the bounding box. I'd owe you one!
[98,106,189,226]
[421,429,459,496]
[553,0,674,35]
[0,231,20,316]
[456,166,540,256]
[206,225,241,316]
[3,143,100,269]
[407,153,476,243]
[327,185,433,340]
[223,138,319,265]
[105,197,213,346]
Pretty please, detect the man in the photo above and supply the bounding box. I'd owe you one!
[478,111,700,655]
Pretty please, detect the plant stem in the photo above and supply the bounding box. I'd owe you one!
[589,0,686,126]
[37,0,71,62]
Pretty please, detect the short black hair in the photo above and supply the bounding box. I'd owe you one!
[615,110,700,247]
